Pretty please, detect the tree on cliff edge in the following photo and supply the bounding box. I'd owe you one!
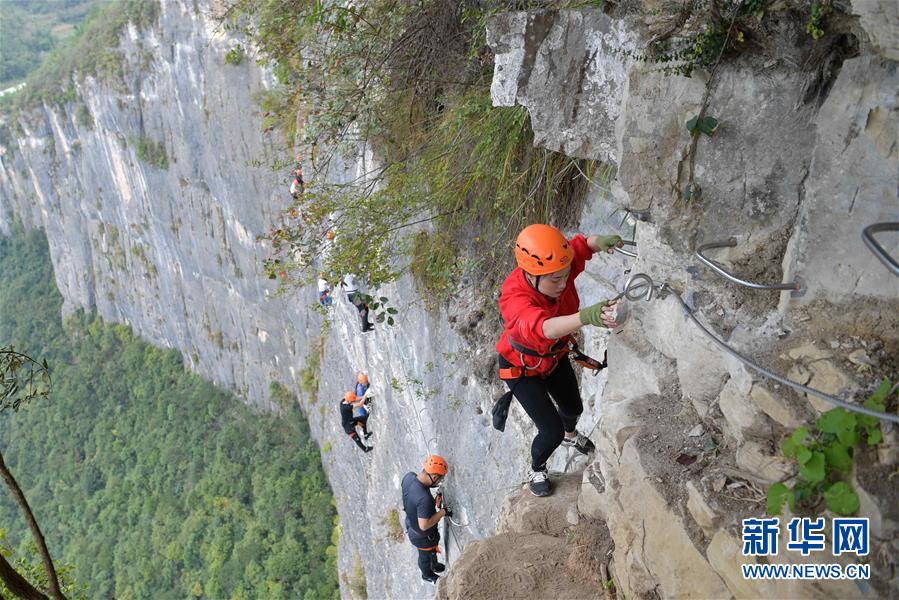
[0,346,66,600]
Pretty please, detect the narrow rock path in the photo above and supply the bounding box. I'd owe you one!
[438,472,613,600]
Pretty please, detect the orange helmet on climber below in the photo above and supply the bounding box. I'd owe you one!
[423,454,449,476]
[358,373,369,385]
[514,224,574,275]
[344,391,356,403]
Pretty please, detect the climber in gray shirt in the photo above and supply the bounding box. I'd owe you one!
[401,455,451,584]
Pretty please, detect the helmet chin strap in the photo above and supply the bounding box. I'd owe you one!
[526,272,557,301]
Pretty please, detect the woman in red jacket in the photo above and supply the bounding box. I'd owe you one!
[497,224,622,496]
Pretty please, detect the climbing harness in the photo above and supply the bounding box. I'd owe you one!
[862,222,899,276]
[499,337,606,380]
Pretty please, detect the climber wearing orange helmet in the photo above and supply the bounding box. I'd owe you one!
[339,390,372,453]
[401,455,451,584]
[495,224,623,497]
[355,372,370,398]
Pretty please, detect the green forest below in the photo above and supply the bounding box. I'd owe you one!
[0,227,338,599]
[0,0,96,88]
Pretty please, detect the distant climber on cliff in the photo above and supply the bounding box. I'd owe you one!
[494,224,623,497]
[341,274,374,333]
[340,391,372,453]
[356,372,370,398]
[401,455,451,584]
[317,272,333,307]
[290,166,305,198]
[352,372,372,428]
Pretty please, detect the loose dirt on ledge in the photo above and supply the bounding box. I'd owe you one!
[437,472,613,600]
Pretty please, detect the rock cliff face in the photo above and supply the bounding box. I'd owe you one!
[1,1,897,598]
[0,2,595,596]
[482,4,898,598]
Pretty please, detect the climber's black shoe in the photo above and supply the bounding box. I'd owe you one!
[528,466,552,497]
[561,431,595,455]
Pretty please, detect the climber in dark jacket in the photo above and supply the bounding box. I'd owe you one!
[341,274,374,332]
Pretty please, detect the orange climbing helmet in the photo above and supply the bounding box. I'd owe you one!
[344,391,356,402]
[358,373,368,385]
[423,454,449,476]
[514,224,574,275]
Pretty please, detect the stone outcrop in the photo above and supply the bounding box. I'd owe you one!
[438,473,610,600]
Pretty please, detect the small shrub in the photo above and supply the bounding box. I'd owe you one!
[74,102,94,129]
[132,135,168,169]
[348,554,367,600]
[767,379,893,516]
[224,44,245,65]
[381,508,405,544]
[806,1,833,40]
[299,321,328,399]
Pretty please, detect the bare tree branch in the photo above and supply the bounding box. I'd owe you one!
[0,454,65,600]
[0,552,49,600]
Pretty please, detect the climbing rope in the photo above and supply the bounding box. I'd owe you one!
[606,270,899,424]
[668,287,899,424]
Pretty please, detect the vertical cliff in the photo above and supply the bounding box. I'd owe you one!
[1,1,897,598]
[0,1,585,596]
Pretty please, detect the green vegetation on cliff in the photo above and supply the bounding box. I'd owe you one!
[0,0,95,89]
[2,0,159,109]
[0,227,338,599]
[230,1,602,305]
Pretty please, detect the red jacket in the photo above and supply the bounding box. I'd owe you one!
[496,234,594,376]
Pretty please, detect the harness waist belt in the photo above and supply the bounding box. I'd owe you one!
[508,335,573,358]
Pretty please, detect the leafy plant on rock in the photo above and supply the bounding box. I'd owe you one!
[806,1,833,40]
[767,379,893,517]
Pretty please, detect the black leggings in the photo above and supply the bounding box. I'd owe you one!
[355,415,370,436]
[347,431,367,451]
[499,355,583,470]
[347,292,372,330]
[417,548,443,577]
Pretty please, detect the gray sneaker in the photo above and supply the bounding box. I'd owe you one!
[528,467,552,497]
[561,431,595,455]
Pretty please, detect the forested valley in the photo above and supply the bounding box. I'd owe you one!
[0,228,338,599]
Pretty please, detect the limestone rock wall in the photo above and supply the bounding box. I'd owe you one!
[1,1,897,598]
[0,2,612,597]
[489,5,898,598]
